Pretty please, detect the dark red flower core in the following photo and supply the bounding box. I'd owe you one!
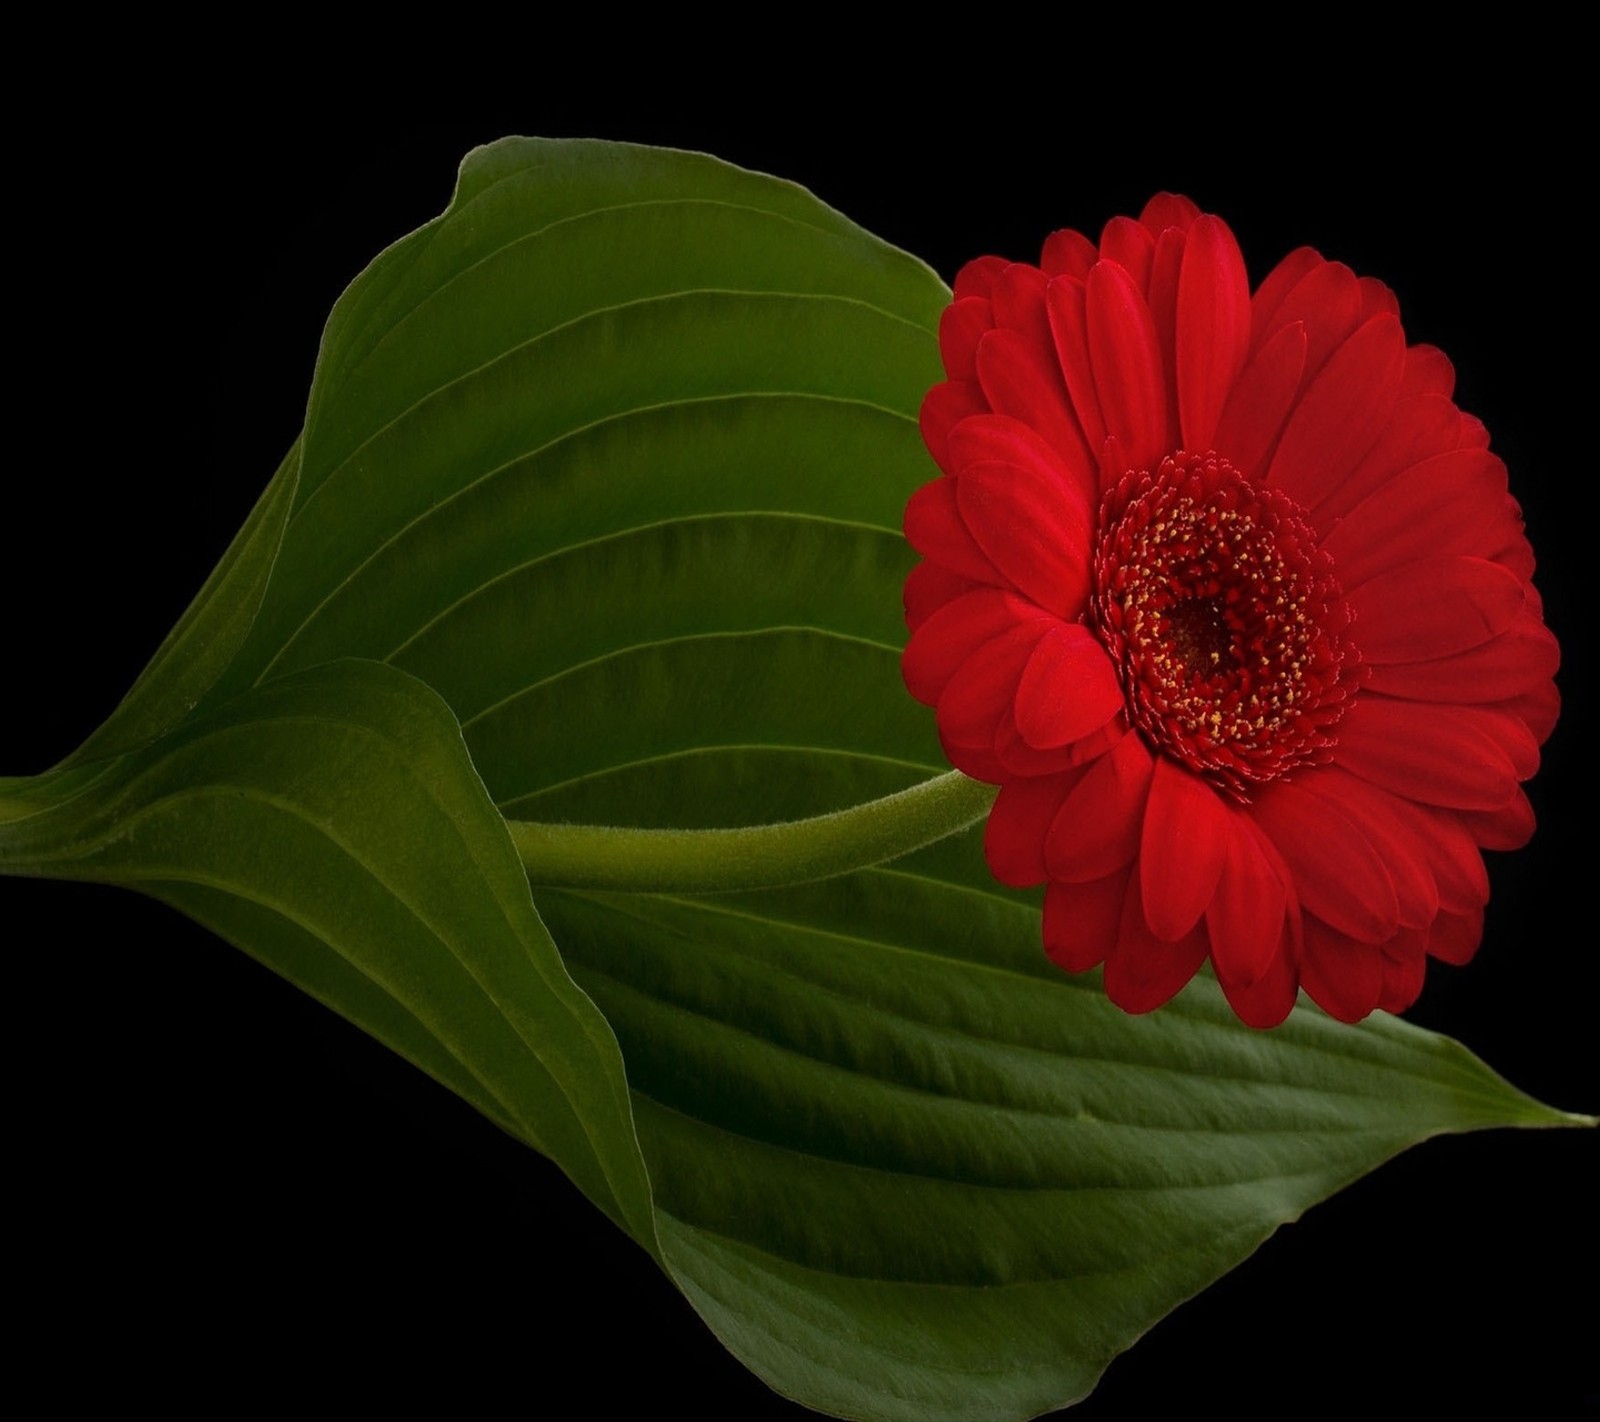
[1092,451,1360,800]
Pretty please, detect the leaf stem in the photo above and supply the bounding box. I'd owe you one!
[506,770,997,894]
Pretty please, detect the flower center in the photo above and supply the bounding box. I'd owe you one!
[1092,451,1360,799]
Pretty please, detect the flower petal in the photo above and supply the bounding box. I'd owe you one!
[953,255,1007,301]
[1250,245,1324,344]
[1043,867,1130,972]
[1426,906,1485,967]
[1044,730,1154,882]
[1146,227,1186,445]
[1320,449,1509,585]
[974,329,1096,494]
[1138,758,1230,941]
[1310,769,1442,929]
[903,561,980,635]
[902,588,1041,706]
[1100,215,1155,293]
[986,773,1078,888]
[1375,929,1429,1013]
[1460,790,1537,851]
[1212,321,1307,482]
[1040,227,1096,279]
[1267,314,1405,505]
[1176,214,1252,451]
[919,380,987,474]
[1013,623,1125,749]
[939,297,992,382]
[1139,192,1202,236]
[1206,815,1289,986]
[1250,777,1401,942]
[1086,259,1170,473]
[1365,619,1560,704]
[1345,555,1527,663]
[1335,699,1522,813]
[955,458,1093,619]
[1300,917,1385,1023]
[903,474,1001,585]
[1104,866,1209,1013]
[989,262,1052,346]
[1313,393,1465,521]
[1217,944,1300,1029]
[1401,343,1455,399]
[1045,276,1107,456]
[1259,258,1364,378]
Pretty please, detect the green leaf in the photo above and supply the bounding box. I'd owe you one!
[3,139,1588,1420]
[5,657,655,1247]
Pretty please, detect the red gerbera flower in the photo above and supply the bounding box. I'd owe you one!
[902,194,1558,1028]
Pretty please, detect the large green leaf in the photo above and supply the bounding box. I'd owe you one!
[2,139,1587,1420]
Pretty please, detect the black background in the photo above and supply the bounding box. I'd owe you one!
[5,80,1594,1416]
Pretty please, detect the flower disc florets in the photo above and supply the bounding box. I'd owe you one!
[1093,451,1359,799]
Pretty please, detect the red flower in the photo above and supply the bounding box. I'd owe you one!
[903,194,1558,1028]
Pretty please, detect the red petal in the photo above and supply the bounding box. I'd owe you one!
[989,262,1052,346]
[994,706,1083,778]
[973,329,1096,493]
[1251,246,1324,345]
[1046,276,1107,455]
[1086,259,1170,473]
[1040,227,1097,279]
[985,773,1077,887]
[1212,322,1307,482]
[1139,758,1230,941]
[1100,216,1155,293]
[1206,817,1289,986]
[1044,730,1155,882]
[903,561,979,635]
[1250,777,1401,942]
[955,457,1093,619]
[920,381,988,474]
[953,255,1007,302]
[940,297,993,381]
[1140,193,1202,236]
[1346,556,1527,663]
[1427,907,1484,966]
[1267,314,1405,506]
[1311,769,1441,929]
[904,475,1001,584]
[1176,215,1252,452]
[1043,867,1130,972]
[1498,676,1560,745]
[1261,259,1364,379]
[1300,917,1385,1022]
[1401,344,1456,399]
[948,411,1082,482]
[1384,800,1490,916]
[1321,449,1509,586]
[1013,624,1125,748]
[1459,790,1536,850]
[1365,619,1560,705]
[1104,866,1209,1012]
[1375,930,1429,1013]
[1358,276,1400,321]
[902,588,1041,705]
[1335,699,1521,813]
[1314,393,1464,521]
[936,619,1053,746]
[1218,943,1300,1028]
[1146,228,1186,446]
[1458,411,1491,448]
